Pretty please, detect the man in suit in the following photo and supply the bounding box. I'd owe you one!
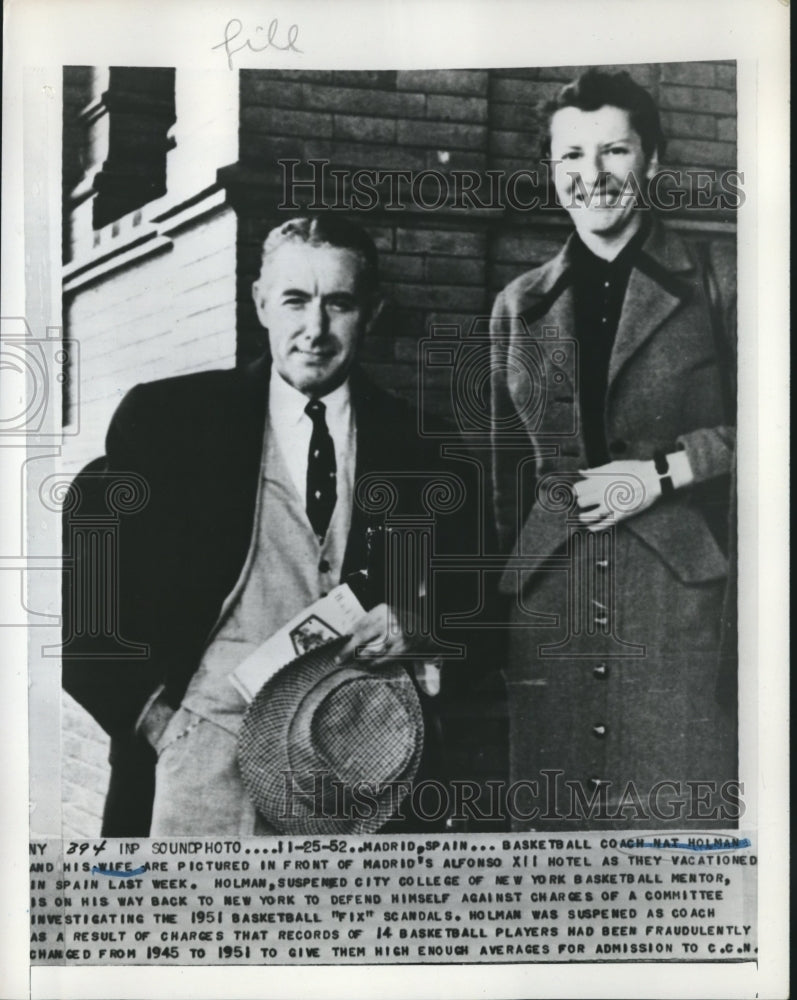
[63,214,463,835]
[489,69,737,828]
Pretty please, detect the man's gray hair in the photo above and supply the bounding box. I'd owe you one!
[261,214,380,292]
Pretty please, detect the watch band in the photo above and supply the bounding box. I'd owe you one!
[652,451,674,496]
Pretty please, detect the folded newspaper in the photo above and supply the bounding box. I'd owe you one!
[229,582,367,702]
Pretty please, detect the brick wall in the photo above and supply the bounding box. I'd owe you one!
[231,62,736,416]
[60,62,737,835]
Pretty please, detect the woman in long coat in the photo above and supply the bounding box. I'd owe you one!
[489,70,737,831]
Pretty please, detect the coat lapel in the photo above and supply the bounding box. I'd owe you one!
[607,220,695,391]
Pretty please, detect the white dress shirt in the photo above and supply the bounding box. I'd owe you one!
[268,369,357,587]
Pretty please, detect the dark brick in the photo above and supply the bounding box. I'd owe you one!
[389,282,485,310]
[303,141,426,173]
[659,84,736,115]
[660,110,718,141]
[334,114,396,143]
[396,227,485,256]
[361,361,419,399]
[241,106,333,138]
[396,70,488,96]
[359,337,395,362]
[241,133,306,164]
[425,255,485,285]
[424,149,489,173]
[303,84,425,119]
[491,101,544,131]
[493,233,565,265]
[383,306,428,340]
[659,62,717,88]
[367,226,395,251]
[379,252,425,282]
[424,311,487,339]
[426,94,488,123]
[393,336,423,363]
[240,75,304,108]
[715,63,737,90]
[492,262,540,289]
[266,70,397,89]
[490,66,547,80]
[668,138,736,168]
[491,78,562,105]
[490,129,543,159]
[716,117,736,142]
[397,119,487,150]
[489,156,547,180]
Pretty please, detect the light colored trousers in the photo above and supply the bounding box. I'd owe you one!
[149,706,275,836]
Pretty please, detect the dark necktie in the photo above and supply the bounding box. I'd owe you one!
[305,399,337,542]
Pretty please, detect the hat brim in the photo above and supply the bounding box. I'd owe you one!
[237,636,424,834]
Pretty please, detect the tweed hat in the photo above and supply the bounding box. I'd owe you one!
[237,636,424,834]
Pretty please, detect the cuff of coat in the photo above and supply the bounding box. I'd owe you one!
[675,427,734,484]
[134,684,176,750]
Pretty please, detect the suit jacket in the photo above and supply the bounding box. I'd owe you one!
[63,356,474,833]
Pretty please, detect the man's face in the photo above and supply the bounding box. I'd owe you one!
[549,104,656,240]
[253,242,374,397]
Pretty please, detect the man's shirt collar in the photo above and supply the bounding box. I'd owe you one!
[268,369,352,428]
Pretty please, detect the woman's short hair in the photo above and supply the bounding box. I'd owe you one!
[541,68,665,162]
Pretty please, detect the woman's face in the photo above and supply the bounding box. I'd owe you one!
[549,104,656,242]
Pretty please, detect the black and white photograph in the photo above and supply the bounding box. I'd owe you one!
[0,1,789,997]
[57,59,742,839]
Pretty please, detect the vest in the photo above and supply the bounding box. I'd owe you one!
[181,417,353,734]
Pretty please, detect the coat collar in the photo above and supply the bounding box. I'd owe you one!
[518,215,697,391]
[522,213,695,294]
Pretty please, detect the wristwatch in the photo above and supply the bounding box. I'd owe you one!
[652,451,674,497]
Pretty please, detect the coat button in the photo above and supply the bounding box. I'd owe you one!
[593,662,609,679]
[610,439,627,454]
[318,558,331,574]
[592,724,608,738]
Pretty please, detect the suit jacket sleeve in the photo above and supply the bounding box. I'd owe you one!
[62,384,166,737]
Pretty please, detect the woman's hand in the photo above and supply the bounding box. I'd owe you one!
[574,459,661,530]
[573,451,693,531]
[335,603,422,667]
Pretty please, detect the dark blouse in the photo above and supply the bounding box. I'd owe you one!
[571,218,651,467]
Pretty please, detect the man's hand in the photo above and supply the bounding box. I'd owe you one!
[335,603,422,667]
